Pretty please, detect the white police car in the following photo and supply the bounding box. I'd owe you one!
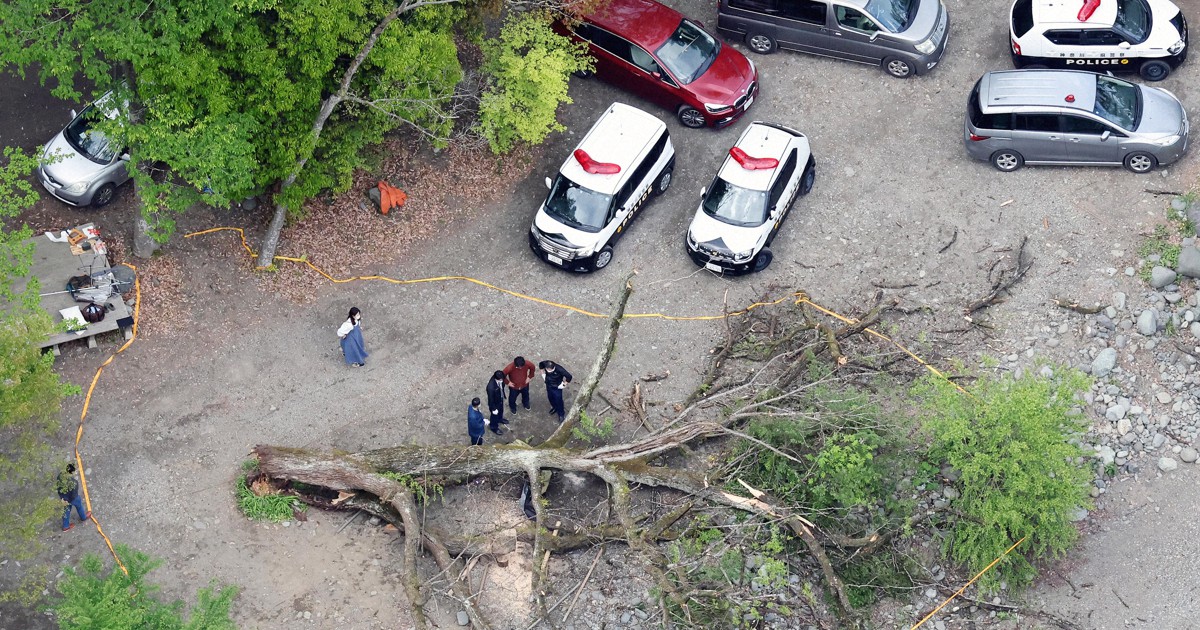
[685,122,815,274]
[1010,0,1187,81]
[530,103,675,272]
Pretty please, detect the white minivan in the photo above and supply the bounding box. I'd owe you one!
[529,103,675,272]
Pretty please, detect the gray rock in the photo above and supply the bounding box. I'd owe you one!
[1152,433,1166,449]
[1150,266,1177,288]
[1181,448,1199,463]
[1171,196,1190,212]
[1117,417,1132,436]
[1178,246,1200,279]
[1113,292,1127,310]
[943,486,960,500]
[1191,322,1200,339]
[457,611,470,626]
[1097,446,1116,466]
[621,612,632,624]
[1158,457,1179,472]
[1166,292,1183,304]
[1157,392,1173,404]
[1091,348,1118,377]
[1068,507,1088,522]
[1137,310,1158,336]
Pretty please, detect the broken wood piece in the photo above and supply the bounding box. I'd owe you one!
[640,370,670,382]
[1052,298,1104,315]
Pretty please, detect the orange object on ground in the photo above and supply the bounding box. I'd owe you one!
[377,181,407,215]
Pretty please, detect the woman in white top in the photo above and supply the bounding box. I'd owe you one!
[337,307,368,367]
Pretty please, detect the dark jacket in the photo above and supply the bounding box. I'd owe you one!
[486,378,505,413]
[467,405,486,438]
[544,365,573,389]
[56,470,79,500]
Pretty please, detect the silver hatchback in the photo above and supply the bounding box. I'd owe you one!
[39,92,130,207]
[964,70,1188,173]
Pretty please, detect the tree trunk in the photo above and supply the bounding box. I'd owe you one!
[254,2,412,268]
[120,62,160,260]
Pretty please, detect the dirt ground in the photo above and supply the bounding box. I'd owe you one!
[3,0,1200,627]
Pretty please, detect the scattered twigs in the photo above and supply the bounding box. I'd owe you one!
[1144,188,1183,196]
[965,236,1034,316]
[1052,298,1105,315]
[561,546,605,623]
[938,227,959,253]
[627,383,653,433]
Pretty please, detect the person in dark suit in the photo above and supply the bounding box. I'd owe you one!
[539,360,573,423]
[467,398,486,446]
[486,370,508,434]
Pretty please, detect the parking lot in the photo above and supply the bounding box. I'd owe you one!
[9,0,1200,627]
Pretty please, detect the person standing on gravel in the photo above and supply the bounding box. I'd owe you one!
[467,398,486,446]
[337,307,368,367]
[486,371,508,435]
[56,462,90,532]
[539,360,573,423]
[503,356,536,415]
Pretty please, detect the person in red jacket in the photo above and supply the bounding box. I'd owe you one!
[503,356,536,414]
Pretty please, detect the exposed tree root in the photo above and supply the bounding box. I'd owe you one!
[965,236,1034,316]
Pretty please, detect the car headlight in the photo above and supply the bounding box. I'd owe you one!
[686,231,697,248]
[1151,135,1182,147]
[577,246,594,257]
[63,180,90,193]
[1168,39,1185,55]
[915,38,937,55]
[704,103,734,114]
[733,249,754,262]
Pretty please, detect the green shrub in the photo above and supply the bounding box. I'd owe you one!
[914,367,1092,591]
[51,544,237,629]
[235,474,303,522]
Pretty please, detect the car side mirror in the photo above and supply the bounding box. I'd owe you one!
[1100,130,1111,141]
[545,177,552,190]
[869,31,879,40]
[120,152,131,161]
[700,186,706,198]
[1118,41,1131,49]
[69,109,77,119]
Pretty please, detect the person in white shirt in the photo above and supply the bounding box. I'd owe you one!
[337,307,368,367]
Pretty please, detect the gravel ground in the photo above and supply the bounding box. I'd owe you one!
[2,0,1200,626]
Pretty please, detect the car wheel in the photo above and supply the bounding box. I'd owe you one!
[883,57,913,78]
[573,68,595,79]
[91,183,117,208]
[1123,151,1157,173]
[752,248,773,272]
[798,163,816,196]
[653,167,673,196]
[677,105,706,129]
[1139,60,1171,81]
[746,32,777,55]
[989,150,1024,172]
[592,245,614,271]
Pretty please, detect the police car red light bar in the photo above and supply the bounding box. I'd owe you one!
[730,147,778,170]
[1078,0,1100,22]
[1065,94,1076,103]
[574,149,620,174]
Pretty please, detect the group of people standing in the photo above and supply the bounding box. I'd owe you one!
[335,307,573,446]
[467,357,573,445]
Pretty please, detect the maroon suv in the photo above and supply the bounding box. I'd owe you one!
[562,0,760,128]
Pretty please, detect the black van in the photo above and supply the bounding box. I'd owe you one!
[716,0,950,78]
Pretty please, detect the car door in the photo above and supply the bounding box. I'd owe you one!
[826,4,885,64]
[774,0,834,56]
[766,150,799,242]
[1061,114,1123,164]
[1011,113,1066,162]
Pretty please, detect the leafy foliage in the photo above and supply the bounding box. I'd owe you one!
[234,474,304,522]
[914,368,1092,591]
[51,545,237,630]
[478,11,592,154]
[0,149,80,604]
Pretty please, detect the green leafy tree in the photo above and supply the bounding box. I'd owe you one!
[52,545,237,630]
[0,148,80,604]
[914,367,1092,591]
[478,11,591,154]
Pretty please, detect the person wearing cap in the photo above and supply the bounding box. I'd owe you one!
[539,360,573,423]
[56,462,90,532]
[503,356,536,414]
[485,370,508,435]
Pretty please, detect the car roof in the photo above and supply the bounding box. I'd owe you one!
[1032,0,1117,28]
[718,122,805,192]
[560,103,667,196]
[979,70,1098,113]
[586,0,682,49]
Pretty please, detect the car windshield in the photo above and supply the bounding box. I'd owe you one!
[1093,75,1140,129]
[1113,0,1152,43]
[62,105,118,164]
[543,174,613,233]
[655,20,720,85]
[703,177,769,227]
[864,0,917,32]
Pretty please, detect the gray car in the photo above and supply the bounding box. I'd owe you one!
[39,92,130,207]
[964,70,1189,173]
[716,0,949,78]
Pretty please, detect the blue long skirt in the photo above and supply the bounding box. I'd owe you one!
[341,325,369,365]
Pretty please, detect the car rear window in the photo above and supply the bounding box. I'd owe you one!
[1011,0,1034,37]
[967,81,1013,130]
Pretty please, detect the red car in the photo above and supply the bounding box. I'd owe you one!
[562,0,760,129]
